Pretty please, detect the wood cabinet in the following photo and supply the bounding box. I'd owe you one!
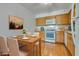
[56,14,70,25]
[67,33,75,56]
[68,10,71,24]
[38,31,45,41]
[36,18,46,25]
[36,16,56,25]
[36,13,70,25]
[56,31,64,43]
[73,3,76,17]
[38,31,45,55]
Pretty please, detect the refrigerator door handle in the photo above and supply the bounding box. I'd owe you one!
[71,16,79,19]
[76,16,79,18]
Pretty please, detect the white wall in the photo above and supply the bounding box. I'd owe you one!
[0,3,35,36]
[34,9,70,18]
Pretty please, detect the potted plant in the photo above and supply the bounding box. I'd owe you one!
[21,29,27,37]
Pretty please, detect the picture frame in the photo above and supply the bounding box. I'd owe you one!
[9,16,23,30]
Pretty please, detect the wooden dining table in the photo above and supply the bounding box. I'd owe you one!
[16,36,41,56]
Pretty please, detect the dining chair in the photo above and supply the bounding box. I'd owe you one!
[0,35,9,56]
[7,37,28,56]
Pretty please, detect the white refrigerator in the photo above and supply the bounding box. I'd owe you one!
[73,3,79,56]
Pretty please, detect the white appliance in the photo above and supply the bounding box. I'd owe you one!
[46,19,56,25]
[45,26,56,42]
[75,3,79,56]
[71,3,75,44]
[71,3,79,56]
[44,19,56,42]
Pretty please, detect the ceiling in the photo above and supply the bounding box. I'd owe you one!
[20,3,72,15]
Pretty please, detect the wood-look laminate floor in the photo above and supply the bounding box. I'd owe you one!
[41,42,71,56]
[20,42,71,56]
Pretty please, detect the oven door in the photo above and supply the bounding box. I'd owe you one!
[45,29,55,42]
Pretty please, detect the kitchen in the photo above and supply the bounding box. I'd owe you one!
[35,3,75,55]
[0,3,77,56]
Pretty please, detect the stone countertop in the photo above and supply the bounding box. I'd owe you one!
[66,30,72,34]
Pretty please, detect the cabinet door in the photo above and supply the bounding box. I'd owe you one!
[73,4,76,17]
[39,31,45,41]
[67,33,75,56]
[36,19,45,25]
[56,14,69,25]
[56,31,64,43]
[38,31,45,55]
[71,3,76,17]
[68,10,71,24]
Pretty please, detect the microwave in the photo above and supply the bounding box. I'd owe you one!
[46,19,56,25]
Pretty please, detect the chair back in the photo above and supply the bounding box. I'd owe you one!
[0,35,9,55]
[7,37,20,56]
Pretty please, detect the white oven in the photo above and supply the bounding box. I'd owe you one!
[45,27,55,42]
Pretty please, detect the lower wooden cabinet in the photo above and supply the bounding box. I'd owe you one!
[38,31,45,55]
[56,31,64,43]
[67,33,75,55]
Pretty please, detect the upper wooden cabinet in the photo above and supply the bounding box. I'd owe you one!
[36,16,56,25]
[67,3,76,25]
[56,14,70,25]
[71,3,76,17]
[68,10,71,24]
[36,13,70,25]
[36,18,46,25]
[73,4,76,17]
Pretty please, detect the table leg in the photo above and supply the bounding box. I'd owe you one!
[39,38,41,56]
[27,43,34,56]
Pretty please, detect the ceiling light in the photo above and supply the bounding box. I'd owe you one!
[43,3,49,5]
[40,3,49,5]
[40,3,53,6]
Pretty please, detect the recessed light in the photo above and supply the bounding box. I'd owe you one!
[40,3,53,6]
[43,3,49,5]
